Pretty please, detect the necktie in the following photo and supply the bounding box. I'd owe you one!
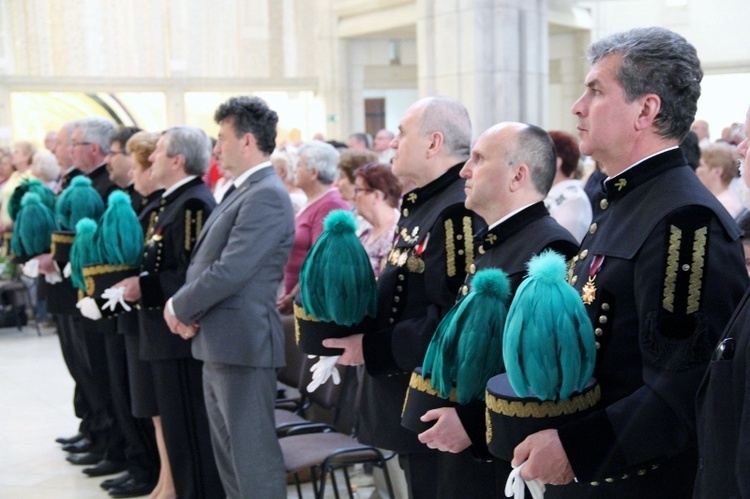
[220,184,236,203]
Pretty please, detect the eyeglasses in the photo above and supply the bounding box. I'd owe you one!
[354,187,374,195]
[71,141,92,148]
[108,150,126,157]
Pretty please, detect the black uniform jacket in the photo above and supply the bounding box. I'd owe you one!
[454,201,579,456]
[137,178,215,361]
[357,163,485,453]
[549,148,748,498]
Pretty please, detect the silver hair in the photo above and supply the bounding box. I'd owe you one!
[32,150,60,182]
[270,147,298,183]
[298,141,340,185]
[73,117,115,155]
[418,96,472,159]
[588,26,702,141]
[163,126,211,176]
[504,124,557,196]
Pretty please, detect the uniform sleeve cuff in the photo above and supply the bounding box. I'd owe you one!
[455,401,492,459]
[557,409,627,482]
[362,327,398,377]
[139,274,164,309]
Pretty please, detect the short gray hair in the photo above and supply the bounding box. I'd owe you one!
[271,148,298,183]
[588,26,702,141]
[298,141,340,185]
[73,117,115,155]
[505,124,557,196]
[418,97,472,159]
[163,126,211,176]
[32,150,60,182]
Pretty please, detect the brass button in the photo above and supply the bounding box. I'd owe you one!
[621,474,629,480]
[579,249,589,260]
[591,482,600,486]
[600,198,609,210]
[398,274,405,281]
[402,208,409,217]
[651,464,660,470]
[595,327,603,336]
[458,249,464,255]
[389,318,394,324]
[589,223,598,234]
[396,286,403,292]
[461,285,469,296]
[456,234,463,240]
[394,296,400,303]
[391,307,398,313]
[605,478,615,483]
[601,303,610,311]
[637,469,646,476]
[469,264,476,274]
[571,275,578,285]
[682,264,690,271]
[599,315,607,324]
[595,342,600,349]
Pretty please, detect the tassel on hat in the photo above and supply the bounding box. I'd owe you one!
[98,191,144,266]
[55,176,105,230]
[422,268,512,404]
[11,193,57,257]
[8,179,55,222]
[502,250,596,401]
[298,209,377,325]
[70,218,101,292]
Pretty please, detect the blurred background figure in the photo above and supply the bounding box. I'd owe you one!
[347,132,371,151]
[543,130,592,242]
[696,142,745,219]
[336,149,378,203]
[31,150,61,192]
[271,147,307,213]
[352,163,401,277]
[679,130,702,171]
[0,141,36,231]
[691,119,711,148]
[373,129,395,164]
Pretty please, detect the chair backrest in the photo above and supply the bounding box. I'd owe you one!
[278,313,309,389]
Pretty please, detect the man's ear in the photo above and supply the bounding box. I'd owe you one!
[635,93,661,132]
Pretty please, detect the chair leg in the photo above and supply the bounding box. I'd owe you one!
[342,465,354,499]
[293,472,303,499]
[379,459,397,499]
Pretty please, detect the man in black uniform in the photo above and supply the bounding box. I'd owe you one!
[694,104,750,498]
[325,96,483,498]
[416,122,579,497]
[513,27,748,498]
[117,126,224,498]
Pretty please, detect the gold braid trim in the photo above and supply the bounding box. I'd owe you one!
[144,212,158,243]
[687,227,707,314]
[184,209,192,251]
[195,210,204,242]
[662,225,682,313]
[82,264,138,278]
[445,219,456,277]
[462,216,474,271]
[485,383,600,418]
[485,408,493,444]
[292,302,318,345]
[408,371,458,403]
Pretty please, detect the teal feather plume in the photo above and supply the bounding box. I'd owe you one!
[14,193,57,257]
[502,250,596,401]
[55,176,104,230]
[8,179,55,221]
[422,268,512,403]
[70,218,102,292]
[299,210,377,325]
[98,191,144,266]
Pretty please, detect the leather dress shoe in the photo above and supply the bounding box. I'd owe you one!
[101,472,131,490]
[83,459,128,477]
[108,477,156,498]
[62,438,92,453]
[56,432,85,445]
[66,452,103,465]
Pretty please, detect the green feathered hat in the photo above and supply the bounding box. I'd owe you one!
[299,209,377,324]
[8,178,55,222]
[11,192,57,258]
[98,191,144,267]
[55,176,105,230]
[421,268,512,404]
[502,249,596,401]
[69,218,102,292]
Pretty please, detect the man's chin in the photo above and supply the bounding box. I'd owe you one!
[739,162,750,209]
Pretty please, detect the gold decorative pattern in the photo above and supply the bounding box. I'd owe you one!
[615,179,627,191]
[406,193,418,203]
[687,227,707,314]
[445,219,456,277]
[566,255,579,284]
[293,302,319,345]
[462,216,474,271]
[184,209,192,251]
[195,210,204,244]
[485,383,600,418]
[662,225,682,313]
[485,409,493,444]
[82,264,137,277]
[408,371,458,402]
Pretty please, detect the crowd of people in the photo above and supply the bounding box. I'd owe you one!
[2,24,750,499]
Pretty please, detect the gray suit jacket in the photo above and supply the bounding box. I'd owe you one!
[171,166,295,367]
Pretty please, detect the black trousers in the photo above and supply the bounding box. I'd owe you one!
[54,313,90,434]
[151,357,224,499]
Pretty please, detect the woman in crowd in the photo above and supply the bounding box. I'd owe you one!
[0,141,36,231]
[336,149,377,203]
[31,150,61,192]
[278,141,349,313]
[271,147,307,213]
[352,163,401,277]
[543,130,592,243]
[696,142,745,219]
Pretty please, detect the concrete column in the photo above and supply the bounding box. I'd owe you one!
[416,0,549,134]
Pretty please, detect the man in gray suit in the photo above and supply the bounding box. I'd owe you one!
[164,96,295,498]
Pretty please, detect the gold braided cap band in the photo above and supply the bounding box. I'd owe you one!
[400,368,459,434]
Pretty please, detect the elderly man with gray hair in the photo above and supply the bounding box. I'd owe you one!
[278,140,349,313]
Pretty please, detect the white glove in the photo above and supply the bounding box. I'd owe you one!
[306,355,341,393]
[505,461,545,499]
[76,297,102,320]
[100,286,132,312]
[22,258,40,278]
[63,262,72,278]
[44,261,62,284]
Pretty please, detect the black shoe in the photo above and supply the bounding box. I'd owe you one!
[62,438,92,453]
[108,477,156,498]
[83,459,128,477]
[66,452,104,465]
[101,472,131,490]
[56,432,85,445]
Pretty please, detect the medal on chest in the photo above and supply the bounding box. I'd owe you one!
[581,255,604,305]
